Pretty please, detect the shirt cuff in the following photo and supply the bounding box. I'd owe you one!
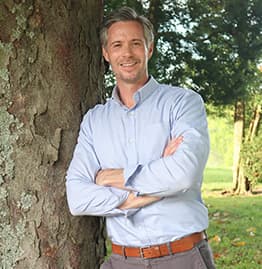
[109,186,129,200]
[110,188,140,217]
[123,164,141,187]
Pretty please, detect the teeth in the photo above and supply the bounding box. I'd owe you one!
[121,62,136,67]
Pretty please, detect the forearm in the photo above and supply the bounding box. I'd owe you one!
[118,192,161,210]
[96,168,127,189]
[95,171,161,210]
[66,177,131,216]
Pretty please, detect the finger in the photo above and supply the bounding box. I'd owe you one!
[165,138,183,150]
[163,136,183,157]
[169,136,183,144]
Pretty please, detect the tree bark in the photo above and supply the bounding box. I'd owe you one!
[232,100,245,192]
[0,1,105,268]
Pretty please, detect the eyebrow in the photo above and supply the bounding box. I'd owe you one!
[110,39,143,45]
[132,38,143,42]
[110,41,121,45]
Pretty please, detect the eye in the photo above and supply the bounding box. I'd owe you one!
[133,41,141,46]
[112,43,121,49]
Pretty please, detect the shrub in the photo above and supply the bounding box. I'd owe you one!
[241,134,262,187]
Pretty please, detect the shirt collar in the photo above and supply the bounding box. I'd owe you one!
[111,77,159,107]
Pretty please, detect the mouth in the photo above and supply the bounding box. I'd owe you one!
[120,61,137,67]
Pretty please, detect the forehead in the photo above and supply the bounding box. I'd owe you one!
[107,21,145,42]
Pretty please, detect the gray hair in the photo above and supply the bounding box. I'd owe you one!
[100,6,154,48]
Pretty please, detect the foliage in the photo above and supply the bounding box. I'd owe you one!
[104,0,262,105]
[244,89,262,127]
[186,0,262,105]
[239,92,262,189]
[207,110,234,168]
[241,134,262,187]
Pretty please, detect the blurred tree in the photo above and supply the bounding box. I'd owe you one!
[185,0,262,193]
[185,1,262,193]
[185,0,261,103]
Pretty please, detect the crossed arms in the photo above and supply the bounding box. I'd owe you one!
[96,136,183,209]
[66,91,209,217]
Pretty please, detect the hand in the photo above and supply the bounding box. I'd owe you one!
[96,168,125,189]
[162,136,183,157]
[118,192,161,209]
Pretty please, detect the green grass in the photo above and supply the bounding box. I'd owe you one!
[203,167,233,194]
[203,167,262,269]
[205,196,262,269]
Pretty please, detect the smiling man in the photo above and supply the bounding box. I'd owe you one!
[66,6,216,269]
[103,20,153,89]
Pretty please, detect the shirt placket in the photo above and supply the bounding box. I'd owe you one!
[124,107,150,244]
[125,109,138,165]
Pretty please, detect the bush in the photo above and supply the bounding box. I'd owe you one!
[241,134,262,187]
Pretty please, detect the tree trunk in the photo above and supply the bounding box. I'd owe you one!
[148,0,162,35]
[247,104,261,142]
[232,100,245,192]
[0,1,105,268]
[235,160,250,194]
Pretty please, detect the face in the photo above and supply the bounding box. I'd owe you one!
[102,21,153,88]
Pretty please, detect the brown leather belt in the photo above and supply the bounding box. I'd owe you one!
[112,232,205,259]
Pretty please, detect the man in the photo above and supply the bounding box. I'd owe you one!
[66,6,216,269]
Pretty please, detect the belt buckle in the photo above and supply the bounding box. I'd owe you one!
[121,246,126,257]
[140,245,161,259]
[139,246,147,258]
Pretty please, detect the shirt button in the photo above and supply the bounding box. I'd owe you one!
[128,138,135,144]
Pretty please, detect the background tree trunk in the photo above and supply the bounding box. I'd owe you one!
[232,101,245,192]
[0,1,105,268]
[247,104,261,142]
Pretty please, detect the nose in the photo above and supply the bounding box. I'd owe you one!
[122,44,133,56]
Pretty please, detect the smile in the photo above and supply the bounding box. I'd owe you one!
[120,62,137,67]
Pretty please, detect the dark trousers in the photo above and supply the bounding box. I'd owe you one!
[100,240,216,269]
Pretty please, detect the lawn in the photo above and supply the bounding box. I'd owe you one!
[203,167,233,194]
[203,167,262,269]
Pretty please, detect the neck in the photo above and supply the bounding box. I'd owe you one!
[117,77,149,108]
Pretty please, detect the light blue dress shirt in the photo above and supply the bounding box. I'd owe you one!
[66,77,210,247]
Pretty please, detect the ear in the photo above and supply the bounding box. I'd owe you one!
[148,42,154,59]
[102,47,109,62]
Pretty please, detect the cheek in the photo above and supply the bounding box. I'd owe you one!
[106,52,118,64]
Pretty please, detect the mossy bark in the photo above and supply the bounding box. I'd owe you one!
[0,1,105,268]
